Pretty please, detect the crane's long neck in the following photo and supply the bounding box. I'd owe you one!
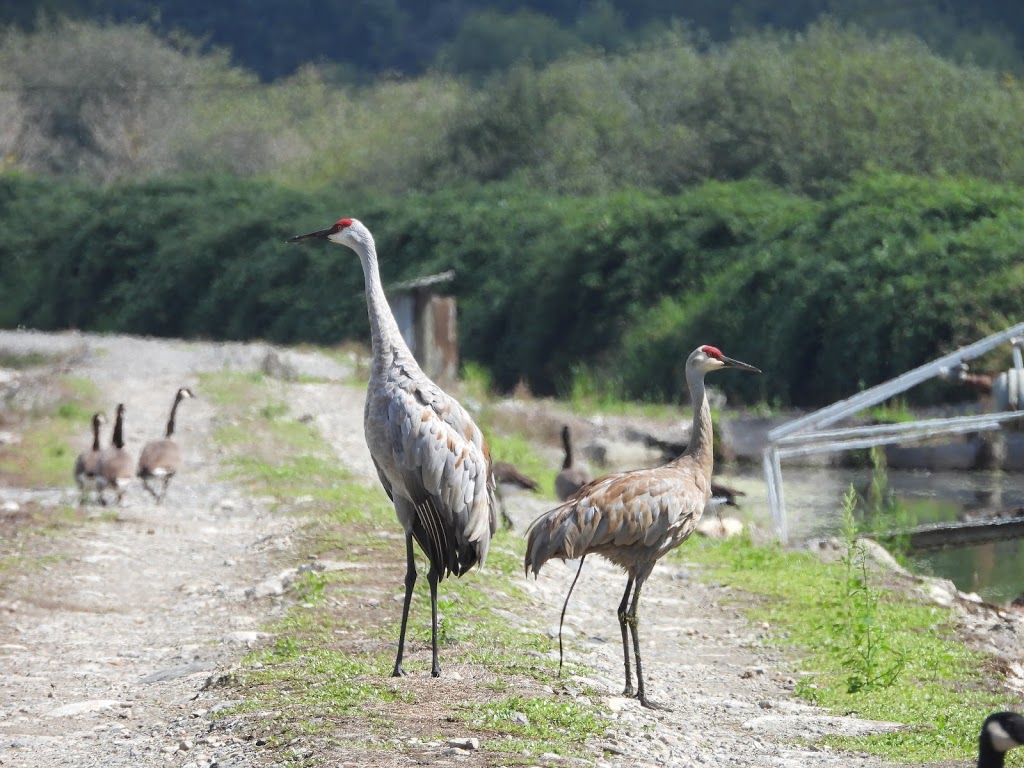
[676,366,714,477]
[357,240,413,369]
[165,395,181,439]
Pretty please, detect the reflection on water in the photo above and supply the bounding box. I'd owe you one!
[716,465,1024,604]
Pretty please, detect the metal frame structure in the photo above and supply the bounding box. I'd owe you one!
[763,323,1024,543]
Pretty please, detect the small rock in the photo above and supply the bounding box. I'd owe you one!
[1,500,19,513]
[222,630,269,646]
[447,737,479,750]
[46,699,122,718]
[179,739,193,751]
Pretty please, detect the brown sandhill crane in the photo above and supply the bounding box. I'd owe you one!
[73,411,107,505]
[554,424,590,501]
[525,345,759,708]
[289,217,498,678]
[97,403,134,506]
[137,387,194,503]
[977,711,1024,767]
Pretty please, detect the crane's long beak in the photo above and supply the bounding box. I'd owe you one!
[722,355,761,374]
[287,228,332,243]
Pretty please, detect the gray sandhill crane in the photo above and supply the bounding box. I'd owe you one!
[289,217,498,678]
[977,711,1024,767]
[137,387,194,503]
[73,411,107,505]
[525,345,759,708]
[97,403,134,506]
[554,424,590,501]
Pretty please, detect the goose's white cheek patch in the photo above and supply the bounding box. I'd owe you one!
[987,720,1022,753]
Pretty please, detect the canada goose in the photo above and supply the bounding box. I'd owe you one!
[492,460,540,529]
[97,403,133,506]
[554,424,591,501]
[72,411,107,505]
[977,711,1024,767]
[136,387,194,504]
[492,462,539,491]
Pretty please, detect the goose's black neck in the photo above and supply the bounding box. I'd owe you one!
[561,427,573,470]
[166,393,183,438]
[112,407,125,450]
[91,415,102,452]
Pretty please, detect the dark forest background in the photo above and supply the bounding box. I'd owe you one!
[1,1,1022,406]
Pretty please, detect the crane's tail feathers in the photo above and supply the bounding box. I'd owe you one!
[558,555,586,677]
[524,501,591,577]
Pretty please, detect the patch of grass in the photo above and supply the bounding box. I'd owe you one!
[0,351,52,369]
[681,534,1017,763]
[0,376,102,487]
[458,695,603,755]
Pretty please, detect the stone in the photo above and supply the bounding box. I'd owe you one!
[46,699,122,718]
[139,662,216,684]
[447,737,479,750]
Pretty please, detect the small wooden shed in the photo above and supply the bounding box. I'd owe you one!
[388,270,459,385]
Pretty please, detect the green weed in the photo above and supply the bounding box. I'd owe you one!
[458,695,602,755]
[683,534,1014,763]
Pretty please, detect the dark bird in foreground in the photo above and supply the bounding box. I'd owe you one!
[97,403,133,506]
[554,424,591,501]
[977,711,1024,767]
[289,217,498,678]
[137,387,194,503]
[73,411,107,505]
[525,345,759,709]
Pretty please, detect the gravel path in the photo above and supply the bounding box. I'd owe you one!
[0,331,900,768]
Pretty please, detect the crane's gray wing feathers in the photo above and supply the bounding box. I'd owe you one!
[525,465,708,575]
[368,370,497,579]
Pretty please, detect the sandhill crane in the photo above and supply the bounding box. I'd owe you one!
[289,217,498,678]
[137,387,194,503]
[554,425,590,501]
[73,411,107,505]
[97,403,134,506]
[525,345,759,708]
[977,711,1024,767]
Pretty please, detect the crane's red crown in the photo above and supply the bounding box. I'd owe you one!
[332,217,354,233]
[701,345,723,359]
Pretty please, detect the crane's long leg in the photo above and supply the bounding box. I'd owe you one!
[392,533,417,677]
[427,566,441,678]
[617,576,636,697]
[558,556,587,676]
[628,577,667,710]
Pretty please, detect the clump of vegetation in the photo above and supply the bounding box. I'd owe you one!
[683,533,1014,763]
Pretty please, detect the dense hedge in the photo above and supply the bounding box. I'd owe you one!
[1,172,1021,407]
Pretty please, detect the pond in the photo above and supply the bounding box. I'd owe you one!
[719,464,1024,605]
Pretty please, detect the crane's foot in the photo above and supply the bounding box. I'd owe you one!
[430,666,441,678]
[391,665,407,678]
[638,694,670,711]
[622,684,635,697]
